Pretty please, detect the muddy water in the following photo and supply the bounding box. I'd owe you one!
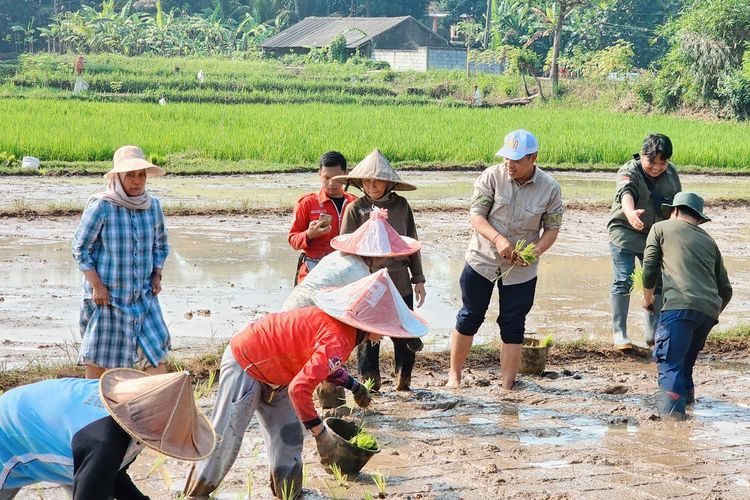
[3,171,750,211]
[1,211,749,356]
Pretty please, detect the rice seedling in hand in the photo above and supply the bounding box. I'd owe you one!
[495,239,538,282]
[629,266,644,294]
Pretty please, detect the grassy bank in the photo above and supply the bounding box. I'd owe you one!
[3,98,750,171]
[2,326,748,394]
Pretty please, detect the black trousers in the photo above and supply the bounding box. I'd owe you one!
[72,416,148,500]
[357,294,415,384]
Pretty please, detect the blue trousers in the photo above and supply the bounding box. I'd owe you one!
[455,263,537,344]
[653,309,717,397]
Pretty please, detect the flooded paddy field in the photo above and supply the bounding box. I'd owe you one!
[2,172,750,499]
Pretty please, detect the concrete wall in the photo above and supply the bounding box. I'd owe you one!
[426,47,467,71]
[470,61,506,74]
[372,47,467,72]
[372,47,428,72]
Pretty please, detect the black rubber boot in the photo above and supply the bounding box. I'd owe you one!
[393,338,416,391]
[654,390,686,421]
[357,340,381,391]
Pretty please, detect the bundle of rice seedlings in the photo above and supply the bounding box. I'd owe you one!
[514,239,538,265]
[539,334,554,348]
[495,239,538,282]
[630,266,644,294]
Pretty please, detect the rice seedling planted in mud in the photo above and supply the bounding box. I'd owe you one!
[329,463,348,485]
[372,472,388,497]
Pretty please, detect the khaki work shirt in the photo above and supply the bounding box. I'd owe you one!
[465,164,563,285]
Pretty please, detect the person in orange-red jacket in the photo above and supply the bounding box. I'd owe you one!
[183,270,428,500]
[288,151,356,284]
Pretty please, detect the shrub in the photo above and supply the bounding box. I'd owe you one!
[718,69,750,120]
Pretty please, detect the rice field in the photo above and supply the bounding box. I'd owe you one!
[2,97,750,171]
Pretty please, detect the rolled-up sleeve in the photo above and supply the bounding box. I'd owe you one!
[72,199,105,272]
[542,185,563,231]
[469,169,495,218]
[152,200,169,269]
[615,166,639,203]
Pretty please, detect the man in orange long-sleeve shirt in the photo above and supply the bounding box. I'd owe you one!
[183,270,428,499]
[288,151,357,284]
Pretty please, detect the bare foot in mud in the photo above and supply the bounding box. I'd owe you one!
[445,376,461,389]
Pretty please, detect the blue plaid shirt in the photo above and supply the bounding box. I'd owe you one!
[72,198,170,368]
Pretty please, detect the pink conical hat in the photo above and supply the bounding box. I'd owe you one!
[313,269,428,339]
[330,206,421,257]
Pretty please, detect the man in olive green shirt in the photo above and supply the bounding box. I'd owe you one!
[642,192,732,420]
[608,134,682,349]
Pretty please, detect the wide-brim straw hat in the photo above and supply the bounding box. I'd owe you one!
[333,148,417,191]
[105,145,166,179]
[331,206,421,257]
[313,269,428,339]
[99,369,216,461]
[661,191,710,223]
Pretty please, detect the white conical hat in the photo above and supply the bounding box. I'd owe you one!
[330,206,421,257]
[313,269,428,339]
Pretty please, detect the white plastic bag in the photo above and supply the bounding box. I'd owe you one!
[21,156,40,171]
[73,77,89,94]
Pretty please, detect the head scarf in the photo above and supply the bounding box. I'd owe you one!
[91,173,152,210]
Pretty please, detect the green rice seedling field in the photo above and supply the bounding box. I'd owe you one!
[4,54,520,107]
[2,97,750,172]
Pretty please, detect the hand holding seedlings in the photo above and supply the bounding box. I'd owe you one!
[493,233,514,260]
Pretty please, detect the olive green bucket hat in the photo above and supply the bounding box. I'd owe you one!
[661,192,710,223]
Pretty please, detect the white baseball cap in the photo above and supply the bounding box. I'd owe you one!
[495,129,539,160]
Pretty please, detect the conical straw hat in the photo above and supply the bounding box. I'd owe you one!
[105,145,166,180]
[99,369,216,461]
[330,206,421,257]
[333,148,416,191]
[313,269,428,339]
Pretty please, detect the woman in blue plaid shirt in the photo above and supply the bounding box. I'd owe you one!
[72,146,171,379]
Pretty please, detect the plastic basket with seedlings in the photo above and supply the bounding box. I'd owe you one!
[348,378,379,451]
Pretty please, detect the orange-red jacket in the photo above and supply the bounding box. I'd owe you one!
[287,188,357,263]
[230,307,357,427]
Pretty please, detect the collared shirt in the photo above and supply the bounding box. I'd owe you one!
[465,164,563,285]
[608,158,681,253]
[288,187,357,261]
[72,198,170,368]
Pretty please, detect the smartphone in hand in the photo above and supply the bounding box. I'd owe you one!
[318,213,332,228]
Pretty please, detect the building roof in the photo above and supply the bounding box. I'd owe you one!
[261,16,444,49]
